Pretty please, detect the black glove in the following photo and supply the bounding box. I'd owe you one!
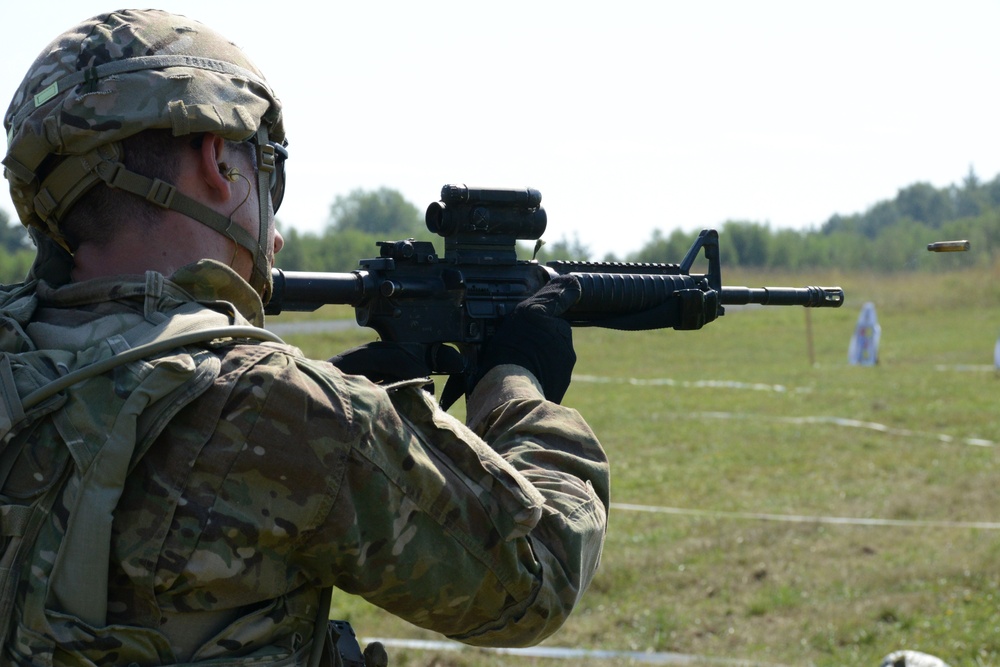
[472,275,582,403]
[329,342,463,386]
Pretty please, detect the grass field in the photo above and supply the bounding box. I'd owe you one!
[272,262,1000,666]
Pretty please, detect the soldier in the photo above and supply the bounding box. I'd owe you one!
[0,9,609,666]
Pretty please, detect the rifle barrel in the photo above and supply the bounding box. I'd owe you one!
[267,269,365,314]
[720,286,844,307]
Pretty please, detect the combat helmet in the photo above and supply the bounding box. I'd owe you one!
[2,9,286,301]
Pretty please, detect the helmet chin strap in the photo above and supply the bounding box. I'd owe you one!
[250,125,276,304]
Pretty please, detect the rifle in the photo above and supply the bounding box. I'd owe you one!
[266,185,844,406]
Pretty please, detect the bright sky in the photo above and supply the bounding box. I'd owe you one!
[3,1,998,259]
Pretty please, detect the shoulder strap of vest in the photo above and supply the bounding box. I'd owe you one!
[21,324,283,414]
[0,311,285,651]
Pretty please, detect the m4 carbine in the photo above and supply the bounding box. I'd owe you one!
[266,185,844,403]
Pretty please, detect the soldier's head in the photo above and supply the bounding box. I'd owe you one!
[3,9,286,301]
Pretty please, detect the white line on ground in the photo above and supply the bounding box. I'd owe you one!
[688,410,994,447]
[611,503,1000,529]
[573,374,804,394]
[573,374,994,447]
[363,637,788,666]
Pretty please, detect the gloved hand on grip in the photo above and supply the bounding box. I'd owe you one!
[472,274,582,403]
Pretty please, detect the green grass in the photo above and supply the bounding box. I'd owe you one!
[268,264,1000,666]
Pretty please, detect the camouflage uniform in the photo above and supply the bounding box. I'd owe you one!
[0,251,609,665]
[1,9,609,665]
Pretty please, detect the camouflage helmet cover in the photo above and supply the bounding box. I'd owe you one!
[3,8,284,239]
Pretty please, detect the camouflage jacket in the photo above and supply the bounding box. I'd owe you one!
[1,258,610,666]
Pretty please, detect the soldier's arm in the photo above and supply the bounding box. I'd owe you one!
[296,361,608,647]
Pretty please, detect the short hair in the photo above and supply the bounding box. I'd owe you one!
[61,129,183,250]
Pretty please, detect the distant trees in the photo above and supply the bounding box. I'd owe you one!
[327,187,424,238]
[530,233,594,263]
[275,187,426,272]
[630,228,699,264]
[275,170,1000,274]
[626,169,1000,272]
[0,210,28,253]
[0,209,33,283]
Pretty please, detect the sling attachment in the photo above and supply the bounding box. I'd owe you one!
[307,587,387,667]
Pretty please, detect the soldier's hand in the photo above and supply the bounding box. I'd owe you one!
[473,275,582,403]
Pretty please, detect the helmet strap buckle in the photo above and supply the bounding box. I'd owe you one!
[144,178,176,209]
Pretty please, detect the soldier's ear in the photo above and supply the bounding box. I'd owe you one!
[198,132,233,200]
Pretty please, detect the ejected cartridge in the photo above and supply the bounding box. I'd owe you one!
[926,240,970,252]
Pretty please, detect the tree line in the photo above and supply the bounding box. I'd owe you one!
[278,168,1000,273]
[2,171,998,283]
[628,168,1000,273]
